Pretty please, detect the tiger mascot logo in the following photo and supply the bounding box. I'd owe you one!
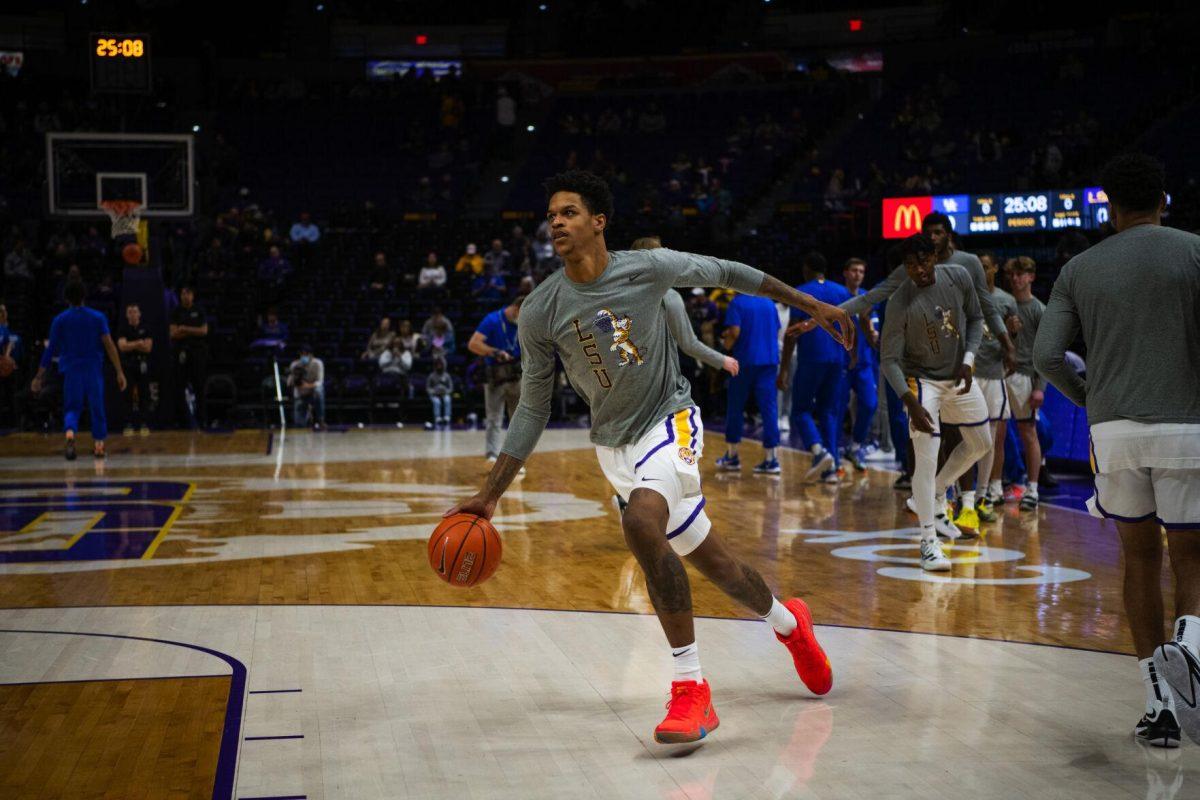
[594,308,644,366]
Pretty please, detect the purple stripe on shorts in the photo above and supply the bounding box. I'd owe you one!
[666,497,706,540]
[635,414,675,471]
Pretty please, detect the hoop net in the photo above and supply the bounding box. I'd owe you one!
[100,199,143,240]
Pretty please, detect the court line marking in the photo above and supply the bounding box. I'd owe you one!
[0,603,1137,658]
[248,688,302,694]
[0,673,228,687]
[244,734,303,741]
[0,627,246,800]
[141,481,196,560]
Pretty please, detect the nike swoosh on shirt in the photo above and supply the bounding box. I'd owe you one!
[641,477,660,482]
[629,273,641,281]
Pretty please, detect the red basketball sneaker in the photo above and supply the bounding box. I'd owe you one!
[653,680,720,744]
[775,598,833,695]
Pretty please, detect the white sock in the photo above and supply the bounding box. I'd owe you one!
[988,479,1002,499]
[1175,615,1200,656]
[962,490,976,510]
[1027,481,1038,497]
[762,597,797,636]
[1140,657,1175,715]
[921,524,937,543]
[726,444,739,458]
[672,642,702,683]
[811,443,823,456]
[765,447,777,461]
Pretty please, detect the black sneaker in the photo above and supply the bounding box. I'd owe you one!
[892,472,912,491]
[1155,642,1200,745]
[65,438,76,461]
[1134,708,1182,748]
[1039,469,1059,490]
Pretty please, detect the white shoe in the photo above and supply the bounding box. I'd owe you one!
[905,496,917,515]
[934,513,962,541]
[921,538,952,571]
[487,454,498,463]
[517,466,526,476]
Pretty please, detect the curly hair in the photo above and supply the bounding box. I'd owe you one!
[899,233,935,260]
[1099,152,1165,213]
[543,170,615,220]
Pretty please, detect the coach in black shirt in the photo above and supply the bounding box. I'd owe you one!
[170,285,210,427]
[117,302,154,434]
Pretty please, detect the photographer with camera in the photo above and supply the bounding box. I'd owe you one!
[286,343,326,430]
[468,294,525,461]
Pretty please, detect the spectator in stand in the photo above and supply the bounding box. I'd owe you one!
[418,252,447,294]
[471,262,507,303]
[421,308,455,359]
[484,238,512,276]
[197,237,232,279]
[0,301,20,426]
[507,226,532,273]
[531,225,557,275]
[455,243,484,276]
[258,307,289,343]
[361,317,394,362]
[286,344,325,430]
[169,285,210,428]
[425,356,454,429]
[257,244,292,304]
[378,338,413,377]
[288,211,320,270]
[4,239,36,289]
[117,303,153,436]
[368,251,392,292]
[396,319,423,354]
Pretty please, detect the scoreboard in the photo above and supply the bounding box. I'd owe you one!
[90,33,151,94]
[883,187,1119,239]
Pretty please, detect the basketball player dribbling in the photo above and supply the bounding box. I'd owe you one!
[446,170,855,743]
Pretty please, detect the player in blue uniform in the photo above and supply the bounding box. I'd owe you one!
[778,252,852,483]
[839,257,880,471]
[716,292,782,474]
[30,280,127,460]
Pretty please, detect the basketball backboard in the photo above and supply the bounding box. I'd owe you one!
[46,132,194,218]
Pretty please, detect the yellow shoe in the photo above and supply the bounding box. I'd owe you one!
[954,506,980,533]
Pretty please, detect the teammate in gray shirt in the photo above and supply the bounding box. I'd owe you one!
[880,233,990,570]
[1033,153,1200,748]
[446,170,854,744]
[1005,256,1047,510]
[964,253,1019,523]
[841,212,1016,374]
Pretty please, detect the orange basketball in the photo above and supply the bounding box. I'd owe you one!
[122,242,143,265]
[428,513,501,587]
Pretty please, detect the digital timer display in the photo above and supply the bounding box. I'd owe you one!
[95,38,146,58]
[90,33,151,94]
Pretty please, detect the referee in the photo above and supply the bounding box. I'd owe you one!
[30,280,127,460]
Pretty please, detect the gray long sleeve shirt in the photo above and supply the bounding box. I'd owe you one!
[842,249,1006,345]
[1013,295,1046,389]
[663,289,725,370]
[1033,224,1200,425]
[977,287,1018,380]
[500,248,764,459]
[880,264,983,397]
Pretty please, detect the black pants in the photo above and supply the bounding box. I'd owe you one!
[124,367,152,428]
[176,347,209,426]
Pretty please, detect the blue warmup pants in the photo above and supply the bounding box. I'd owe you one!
[790,361,843,464]
[725,363,780,448]
[63,364,107,440]
[885,381,909,463]
[840,364,879,446]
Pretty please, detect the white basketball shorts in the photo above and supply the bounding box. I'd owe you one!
[1087,420,1200,529]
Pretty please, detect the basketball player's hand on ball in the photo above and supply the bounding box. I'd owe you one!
[904,395,936,434]
[445,492,496,521]
[954,363,973,395]
[723,356,739,376]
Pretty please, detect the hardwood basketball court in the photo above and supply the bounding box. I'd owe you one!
[0,428,1189,799]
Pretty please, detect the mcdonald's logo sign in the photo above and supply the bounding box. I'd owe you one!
[882,196,932,239]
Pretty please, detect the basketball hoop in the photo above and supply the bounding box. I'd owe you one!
[100,199,143,241]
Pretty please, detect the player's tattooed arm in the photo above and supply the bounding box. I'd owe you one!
[756,273,856,351]
[444,454,525,521]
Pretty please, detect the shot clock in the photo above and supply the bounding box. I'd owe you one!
[90,33,151,94]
